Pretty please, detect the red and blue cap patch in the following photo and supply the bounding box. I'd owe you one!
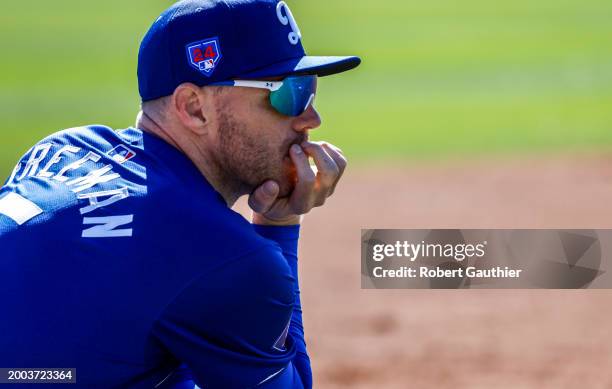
[186,37,222,77]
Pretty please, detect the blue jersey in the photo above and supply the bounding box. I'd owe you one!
[0,125,311,388]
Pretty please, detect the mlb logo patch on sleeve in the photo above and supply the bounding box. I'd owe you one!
[186,37,222,76]
[107,145,136,164]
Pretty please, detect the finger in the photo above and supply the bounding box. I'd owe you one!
[322,142,344,155]
[321,142,347,195]
[301,142,340,192]
[288,144,316,214]
[321,142,347,174]
[248,180,279,214]
[300,142,338,206]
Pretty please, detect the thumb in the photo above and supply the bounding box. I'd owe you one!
[248,180,279,213]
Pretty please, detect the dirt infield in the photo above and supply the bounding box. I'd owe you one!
[235,153,612,388]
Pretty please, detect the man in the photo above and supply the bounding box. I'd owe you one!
[0,0,360,387]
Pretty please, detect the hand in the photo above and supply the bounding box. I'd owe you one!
[249,141,347,226]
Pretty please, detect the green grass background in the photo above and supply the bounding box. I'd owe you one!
[1,0,612,177]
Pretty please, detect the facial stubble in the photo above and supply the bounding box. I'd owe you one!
[216,111,299,199]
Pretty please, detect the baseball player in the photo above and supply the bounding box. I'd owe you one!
[0,0,360,388]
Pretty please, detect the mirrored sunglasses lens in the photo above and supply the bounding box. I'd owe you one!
[270,76,316,116]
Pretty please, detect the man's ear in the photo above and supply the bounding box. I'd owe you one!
[171,83,215,135]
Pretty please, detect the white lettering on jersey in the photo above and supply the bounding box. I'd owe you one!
[18,143,52,179]
[82,215,133,238]
[9,140,141,237]
[53,151,101,182]
[7,163,21,185]
[37,145,81,178]
[78,187,129,215]
[276,1,302,45]
[0,192,43,225]
[66,165,120,193]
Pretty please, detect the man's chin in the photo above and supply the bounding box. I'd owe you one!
[250,157,296,199]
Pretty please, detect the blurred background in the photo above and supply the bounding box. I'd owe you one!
[2,0,612,173]
[3,1,612,387]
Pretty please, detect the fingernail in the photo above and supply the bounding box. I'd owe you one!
[264,181,277,196]
[291,144,302,154]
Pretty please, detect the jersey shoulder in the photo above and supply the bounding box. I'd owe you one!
[0,125,146,236]
[0,124,274,262]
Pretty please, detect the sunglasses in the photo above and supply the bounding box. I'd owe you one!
[210,75,317,117]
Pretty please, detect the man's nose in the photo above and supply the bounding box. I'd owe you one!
[292,104,322,132]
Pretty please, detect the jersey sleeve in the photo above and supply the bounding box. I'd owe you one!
[253,225,312,389]
[151,244,304,389]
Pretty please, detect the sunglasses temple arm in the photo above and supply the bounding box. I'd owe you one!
[233,80,283,91]
[208,80,283,91]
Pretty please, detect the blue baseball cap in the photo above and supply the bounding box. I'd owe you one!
[138,0,361,102]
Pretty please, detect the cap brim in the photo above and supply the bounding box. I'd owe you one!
[240,56,361,79]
